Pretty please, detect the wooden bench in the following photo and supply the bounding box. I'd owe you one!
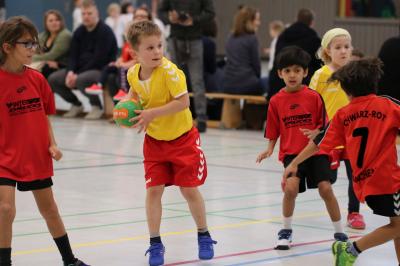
[189,92,268,129]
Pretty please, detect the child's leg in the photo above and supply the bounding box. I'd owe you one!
[32,188,77,265]
[146,185,165,238]
[395,237,400,263]
[355,216,400,252]
[318,181,341,222]
[282,177,300,220]
[0,186,15,266]
[344,160,360,214]
[179,187,207,230]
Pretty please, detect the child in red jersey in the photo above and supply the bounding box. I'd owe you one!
[0,17,88,266]
[284,58,400,265]
[256,46,347,250]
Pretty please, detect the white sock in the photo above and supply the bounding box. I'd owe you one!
[332,220,344,233]
[283,216,292,229]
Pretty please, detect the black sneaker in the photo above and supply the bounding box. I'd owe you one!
[197,121,207,133]
[64,259,90,266]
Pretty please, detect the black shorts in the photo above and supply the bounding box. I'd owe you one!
[283,155,337,193]
[365,191,400,217]
[0,177,53,191]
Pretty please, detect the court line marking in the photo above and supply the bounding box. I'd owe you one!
[12,210,362,256]
[164,236,361,266]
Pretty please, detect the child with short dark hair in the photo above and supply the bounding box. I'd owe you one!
[257,46,347,250]
[284,57,400,265]
[125,21,216,266]
[0,16,88,266]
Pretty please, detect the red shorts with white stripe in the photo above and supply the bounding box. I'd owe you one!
[143,127,207,188]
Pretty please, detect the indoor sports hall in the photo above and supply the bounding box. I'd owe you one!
[10,118,399,265]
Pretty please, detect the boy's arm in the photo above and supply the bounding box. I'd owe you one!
[256,139,277,163]
[47,117,63,161]
[130,93,190,133]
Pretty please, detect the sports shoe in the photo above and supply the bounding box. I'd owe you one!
[334,232,349,242]
[145,243,165,266]
[63,105,84,118]
[113,89,128,101]
[64,259,90,266]
[85,83,103,95]
[198,235,217,260]
[275,229,292,250]
[332,241,357,266]
[84,106,103,120]
[347,212,366,230]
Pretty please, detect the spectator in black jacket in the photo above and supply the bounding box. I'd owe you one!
[268,8,321,99]
[378,31,400,100]
[48,0,117,119]
[159,0,215,133]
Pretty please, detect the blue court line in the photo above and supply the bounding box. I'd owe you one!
[225,247,331,266]
[54,161,142,171]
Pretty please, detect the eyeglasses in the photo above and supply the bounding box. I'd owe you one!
[15,41,39,49]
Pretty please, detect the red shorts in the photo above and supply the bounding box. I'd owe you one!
[143,127,207,188]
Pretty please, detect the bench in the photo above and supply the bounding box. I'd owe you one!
[189,92,268,129]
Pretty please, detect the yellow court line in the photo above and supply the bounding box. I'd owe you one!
[12,209,359,256]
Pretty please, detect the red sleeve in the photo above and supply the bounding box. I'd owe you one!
[41,77,56,115]
[316,93,328,129]
[265,99,280,140]
[317,112,345,152]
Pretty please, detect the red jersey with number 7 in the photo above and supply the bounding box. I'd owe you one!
[316,94,400,202]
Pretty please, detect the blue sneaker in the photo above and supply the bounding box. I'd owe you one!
[275,229,292,250]
[145,243,165,266]
[334,232,349,242]
[198,235,217,260]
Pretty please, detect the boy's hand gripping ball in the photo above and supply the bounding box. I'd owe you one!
[113,99,143,127]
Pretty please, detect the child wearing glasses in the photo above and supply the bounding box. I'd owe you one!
[0,17,89,266]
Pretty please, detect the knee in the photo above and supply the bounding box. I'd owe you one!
[284,187,298,200]
[0,203,16,222]
[318,183,334,200]
[146,187,163,201]
[180,187,199,202]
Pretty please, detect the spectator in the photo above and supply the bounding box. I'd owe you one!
[48,0,118,119]
[120,1,134,33]
[268,8,321,99]
[265,20,285,72]
[72,0,83,31]
[378,31,400,100]
[159,0,215,133]
[105,3,124,48]
[222,6,266,95]
[85,6,153,102]
[351,48,364,61]
[32,10,72,78]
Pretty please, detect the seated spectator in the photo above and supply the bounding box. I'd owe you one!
[351,48,364,61]
[120,1,134,34]
[73,0,83,31]
[32,10,72,78]
[85,6,152,102]
[105,3,124,49]
[222,6,266,95]
[265,20,284,72]
[48,0,117,119]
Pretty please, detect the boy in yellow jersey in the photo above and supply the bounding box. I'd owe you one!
[309,28,366,230]
[124,21,216,266]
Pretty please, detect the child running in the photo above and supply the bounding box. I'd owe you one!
[256,46,348,250]
[0,17,88,266]
[124,21,216,266]
[284,57,400,265]
[309,28,366,230]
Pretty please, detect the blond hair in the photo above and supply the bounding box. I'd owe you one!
[317,28,352,64]
[126,21,161,50]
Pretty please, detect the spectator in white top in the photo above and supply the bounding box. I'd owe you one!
[265,20,284,72]
[73,0,83,31]
[105,3,124,48]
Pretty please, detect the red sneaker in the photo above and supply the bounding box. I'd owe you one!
[85,83,103,95]
[113,89,128,101]
[347,212,366,230]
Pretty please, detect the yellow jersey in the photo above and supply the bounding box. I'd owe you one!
[309,65,349,120]
[127,57,193,141]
